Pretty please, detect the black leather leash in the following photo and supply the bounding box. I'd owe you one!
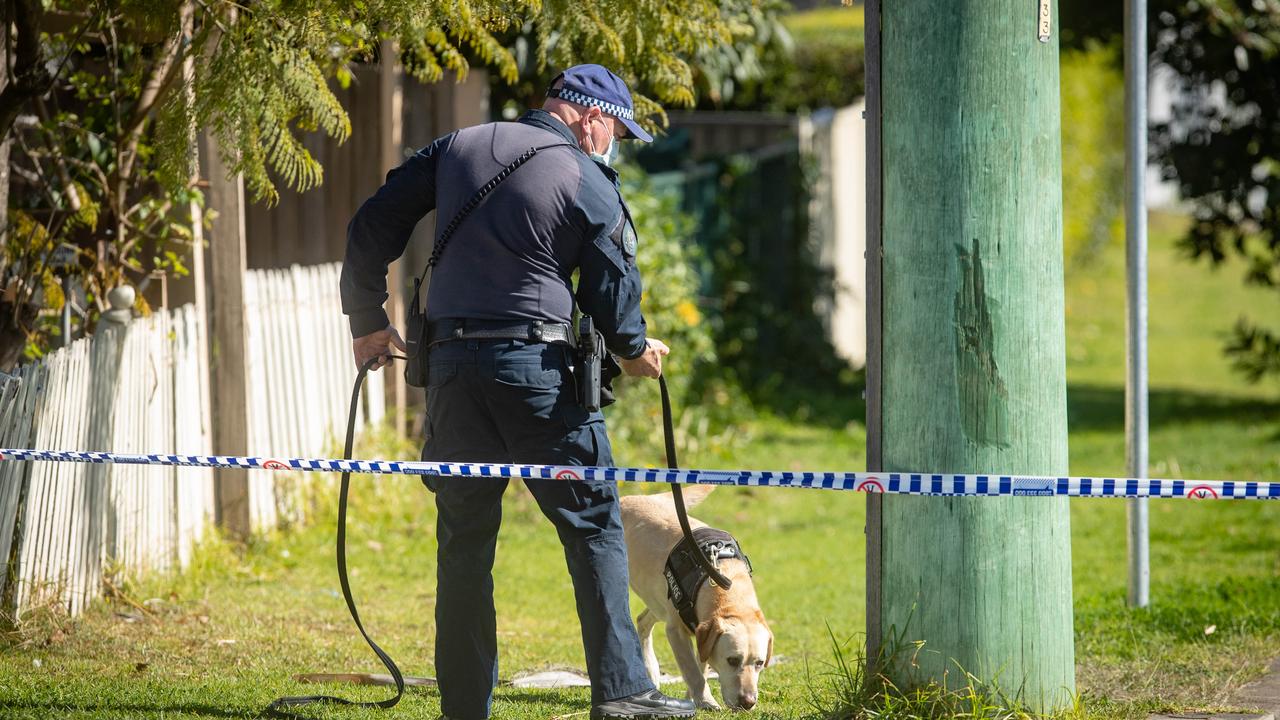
[269,355,408,717]
[659,373,732,590]
[269,359,727,716]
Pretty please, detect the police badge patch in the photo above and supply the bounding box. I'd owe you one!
[622,222,637,259]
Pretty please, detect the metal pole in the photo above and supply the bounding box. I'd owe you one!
[61,276,72,348]
[1124,0,1151,608]
[863,0,884,670]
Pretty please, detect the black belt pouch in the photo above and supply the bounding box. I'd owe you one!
[404,280,428,388]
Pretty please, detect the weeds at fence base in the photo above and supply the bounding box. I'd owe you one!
[0,586,74,650]
[804,626,1086,720]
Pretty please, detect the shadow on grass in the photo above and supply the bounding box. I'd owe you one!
[744,370,868,430]
[745,379,1278,435]
[1067,383,1280,433]
[0,700,251,718]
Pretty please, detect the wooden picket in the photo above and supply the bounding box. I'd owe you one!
[241,262,384,529]
[0,261,379,620]
[0,314,193,616]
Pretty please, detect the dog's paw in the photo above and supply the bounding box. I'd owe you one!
[696,699,722,711]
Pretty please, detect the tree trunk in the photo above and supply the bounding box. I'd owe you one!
[873,0,1075,710]
[0,25,23,372]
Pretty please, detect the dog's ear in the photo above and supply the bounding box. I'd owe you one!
[695,618,723,663]
[757,609,774,667]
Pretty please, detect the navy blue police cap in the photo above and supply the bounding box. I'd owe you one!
[547,64,653,143]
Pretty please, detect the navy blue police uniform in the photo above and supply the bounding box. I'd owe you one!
[341,66,678,720]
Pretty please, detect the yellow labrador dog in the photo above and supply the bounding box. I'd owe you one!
[620,486,773,711]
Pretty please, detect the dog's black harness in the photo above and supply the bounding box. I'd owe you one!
[664,527,753,632]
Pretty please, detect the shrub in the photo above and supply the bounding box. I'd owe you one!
[1060,41,1126,267]
[705,4,866,112]
[602,169,752,467]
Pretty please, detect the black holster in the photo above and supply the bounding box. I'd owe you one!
[576,316,604,412]
[575,316,621,411]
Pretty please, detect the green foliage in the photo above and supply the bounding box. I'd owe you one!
[487,0,786,127]
[604,169,751,466]
[805,629,1083,720]
[687,0,793,109]
[1060,42,1125,267]
[681,149,860,422]
[784,6,866,36]
[1148,0,1280,383]
[2,0,781,364]
[1030,0,1280,383]
[3,3,208,362]
[1224,318,1280,383]
[528,0,753,121]
[702,4,866,112]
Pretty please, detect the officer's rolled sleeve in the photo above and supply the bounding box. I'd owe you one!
[341,136,449,338]
[577,222,648,359]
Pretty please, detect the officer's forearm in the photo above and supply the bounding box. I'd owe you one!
[341,195,422,336]
[339,256,391,338]
[340,213,397,338]
[345,305,391,339]
[600,312,647,359]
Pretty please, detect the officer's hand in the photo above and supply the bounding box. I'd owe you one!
[618,338,670,379]
[353,325,408,371]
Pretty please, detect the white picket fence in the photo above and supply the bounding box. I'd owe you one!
[0,307,213,616]
[0,262,381,618]
[242,263,384,529]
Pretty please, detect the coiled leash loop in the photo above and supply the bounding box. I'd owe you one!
[270,359,726,716]
[269,355,408,717]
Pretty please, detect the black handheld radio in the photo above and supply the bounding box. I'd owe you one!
[577,315,603,412]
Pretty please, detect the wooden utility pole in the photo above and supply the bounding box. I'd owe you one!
[378,41,407,437]
[182,2,212,469]
[202,134,252,540]
[866,0,1075,710]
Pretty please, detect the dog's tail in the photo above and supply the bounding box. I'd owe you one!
[674,484,715,508]
[621,484,715,512]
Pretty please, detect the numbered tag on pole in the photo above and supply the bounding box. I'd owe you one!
[1038,0,1051,42]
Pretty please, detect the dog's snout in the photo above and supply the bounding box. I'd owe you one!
[738,692,757,710]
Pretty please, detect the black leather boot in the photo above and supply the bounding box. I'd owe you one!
[590,689,697,720]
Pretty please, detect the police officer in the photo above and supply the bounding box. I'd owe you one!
[340,65,696,720]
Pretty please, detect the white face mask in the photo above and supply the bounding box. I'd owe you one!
[584,117,617,167]
[592,136,618,167]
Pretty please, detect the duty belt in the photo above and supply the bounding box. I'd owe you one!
[663,527,753,632]
[427,318,576,348]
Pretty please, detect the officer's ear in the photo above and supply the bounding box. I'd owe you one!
[577,106,604,147]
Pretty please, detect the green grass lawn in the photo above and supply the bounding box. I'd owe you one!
[1,214,1278,719]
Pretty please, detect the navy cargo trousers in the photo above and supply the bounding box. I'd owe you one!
[420,338,654,719]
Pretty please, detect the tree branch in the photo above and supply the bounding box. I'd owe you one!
[0,0,53,139]
[117,18,202,185]
[33,97,81,212]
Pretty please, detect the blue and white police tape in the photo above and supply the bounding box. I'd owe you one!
[0,447,1277,500]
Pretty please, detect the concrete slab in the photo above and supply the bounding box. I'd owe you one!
[506,669,688,689]
[1149,714,1274,720]
[1233,658,1280,719]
